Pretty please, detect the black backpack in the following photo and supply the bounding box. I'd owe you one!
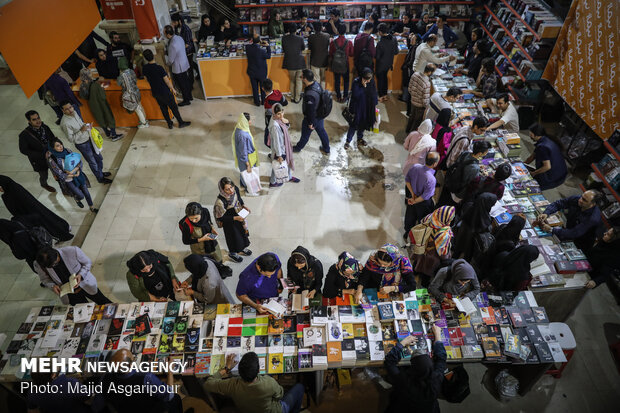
[15,221,54,249]
[442,365,470,403]
[331,40,348,74]
[444,151,476,194]
[315,86,333,119]
[356,35,374,72]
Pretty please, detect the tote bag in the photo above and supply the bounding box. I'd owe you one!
[241,166,262,196]
[272,159,290,184]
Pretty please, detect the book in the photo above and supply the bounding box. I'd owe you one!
[341,339,356,362]
[392,301,407,319]
[268,353,284,374]
[377,302,395,320]
[533,342,554,362]
[59,274,79,297]
[354,338,370,360]
[292,291,309,312]
[452,297,478,315]
[267,317,284,335]
[262,299,286,319]
[298,349,313,369]
[481,337,501,358]
[326,341,342,363]
[554,260,592,274]
[312,344,327,365]
[326,322,344,342]
[480,307,496,325]
[381,322,397,341]
[134,314,151,337]
[108,318,125,336]
[284,355,298,373]
[369,341,385,361]
[303,326,324,347]
[531,307,549,323]
[506,306,526,327]
[310,306,328,325]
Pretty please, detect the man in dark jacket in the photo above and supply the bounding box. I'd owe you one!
[539,191,602,252]
[354,23,376,75]
[442,140,490,206]
[375,23,399,101]
[245,34,272,106]
[308,22,331,88]
[281,24,306,103]
[385,323,447,412]
[324,9,346,36]
[293,69,330,155]
[19,110,56,192]
[171,13,198,84]
[422,15,458,48]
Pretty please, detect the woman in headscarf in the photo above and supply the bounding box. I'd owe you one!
[213,177,251,263]
[488,245,540,291]
[492,214,526,253]
[452,193,497,260]
[0,216,40,271]
[46,137,97,213]
[345,67,378,150]
[117,59,148,128]
[585,227,620,289]
[287,246,324,299]
[322,252,362,299]
[432,109,454,166]
[232,113,259,192]
[384,323,446,412]
[0,175,73,241]
[182,254,234,304]
[466,161,511,203]
[78,68,122,140]
[197,14,216,43]
[269,103,300,187]
[402,119,435,175]
[429,258,480,305]
[411,206,456,284]
[179,202,222,263]
[126,250,179,302]
[359,244,416,301]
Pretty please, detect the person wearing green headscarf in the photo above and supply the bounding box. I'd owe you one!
[232,113,259,193]
[79,68,122,141]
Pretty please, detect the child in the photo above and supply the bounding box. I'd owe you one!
[262,78,288,147]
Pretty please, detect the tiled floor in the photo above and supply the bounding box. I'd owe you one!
[0,82,619,411]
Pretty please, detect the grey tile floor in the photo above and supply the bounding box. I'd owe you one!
[0,83,618,412]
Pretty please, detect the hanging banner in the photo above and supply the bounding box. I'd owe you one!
[101,0,133,20]
[130,0,160,40]
[543,0,619,139]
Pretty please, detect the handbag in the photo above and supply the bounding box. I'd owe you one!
[241,166,262,196]
[342,97,355,125]
[272,159,290,184]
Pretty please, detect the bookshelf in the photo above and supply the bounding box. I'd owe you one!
[498,0,541,40]
[483,4,533,61]
[591,164,620,204]
[238,17,470,25]
[479,23,526,81]
[604,140,620,163]
[234,1,475,8]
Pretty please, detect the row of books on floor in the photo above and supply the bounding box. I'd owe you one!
[1,287,566,379]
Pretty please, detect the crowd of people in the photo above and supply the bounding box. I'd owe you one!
[3,10,619,413]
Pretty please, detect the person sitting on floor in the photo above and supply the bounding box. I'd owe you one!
[179,201,222,263]
[182,254,234,304]
[585,226,620,289]
[356,243,417,302]
[538,190,602,252]
[203,352,305,413]
[428,258,480,306]
[322,252,363,299]
[287,246,324,299]
[126,250,180,302]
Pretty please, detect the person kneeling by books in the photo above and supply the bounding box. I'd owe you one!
[126,250,180,302]
[182,254,234,304]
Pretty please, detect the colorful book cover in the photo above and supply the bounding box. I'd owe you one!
[327,341,342,363]
[481,337,501,358]
[268,353,284,374]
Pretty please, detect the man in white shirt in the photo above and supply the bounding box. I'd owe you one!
[411,34,456,74]
[164,25,192,106]
[425,87,462,122]
[59,101,112,184]
[487,93,520,132]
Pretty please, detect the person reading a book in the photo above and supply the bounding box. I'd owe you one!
[236,253,283,313]
[126,250,180,302]
[204,352,305,413]
[287,246,323,299]
[35,246,111,305]
[585,227,620,289]
[428,259,480,306]
[214,177,252,263]
[97,349,182,413]
[179,201,222,263]
[384,323,446,411]
[357,244,416,302]
[538,190,602,252]
[488,245,540,291]
[322,251,363,299]
[182,254,234,304]
[524,123,568,190]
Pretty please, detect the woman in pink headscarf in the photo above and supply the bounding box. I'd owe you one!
[402,119,436,175]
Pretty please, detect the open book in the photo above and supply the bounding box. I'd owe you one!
[262,299,286,319]
[292,291,309,312]
[452,297,477,315]
[238,209,250,219]
[59,274,79,297]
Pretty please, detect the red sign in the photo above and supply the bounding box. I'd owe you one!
[131,0,160,40]
[101,0,133,20]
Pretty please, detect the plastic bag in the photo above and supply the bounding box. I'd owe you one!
[495,369,519,402]
[241,166,262,196]
[90,127,104,153]
[271,159,290,184]
[373,108,381,133]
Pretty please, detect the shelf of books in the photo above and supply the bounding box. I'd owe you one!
[479,24,526,81]
[234,1,475,8]
[604,140,620,163]
[483,5,533,61]
[591,163,620,204]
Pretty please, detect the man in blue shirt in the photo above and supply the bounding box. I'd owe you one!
[164,25,192,106]
[539,190,602,252]
[245,34,272,106]
[171,13,198,85]
[236,253,283,313]
[422,15,458,48]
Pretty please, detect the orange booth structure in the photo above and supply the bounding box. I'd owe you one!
[198,52,407,99]
[72,78,164,127]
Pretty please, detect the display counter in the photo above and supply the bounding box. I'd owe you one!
[198,52,406,99]
[72,77,164,127]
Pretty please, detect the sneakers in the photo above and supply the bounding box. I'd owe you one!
[179,121,191,128]
[138,122,149,129]
[319,146,330,156]
[269,182,283,188]
[229,253,243,263]
[241,249,252,256]
[290,177,300,183]
[110,134,124,141]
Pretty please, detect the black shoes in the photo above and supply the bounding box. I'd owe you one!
[179,121,191,128]
[99,178,113,184]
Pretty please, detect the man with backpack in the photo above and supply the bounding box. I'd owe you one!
[293,70,332,155]
[354,23,376,75]
[329,25,354,102]
[308,22,331,89]
[442,140,491,206]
